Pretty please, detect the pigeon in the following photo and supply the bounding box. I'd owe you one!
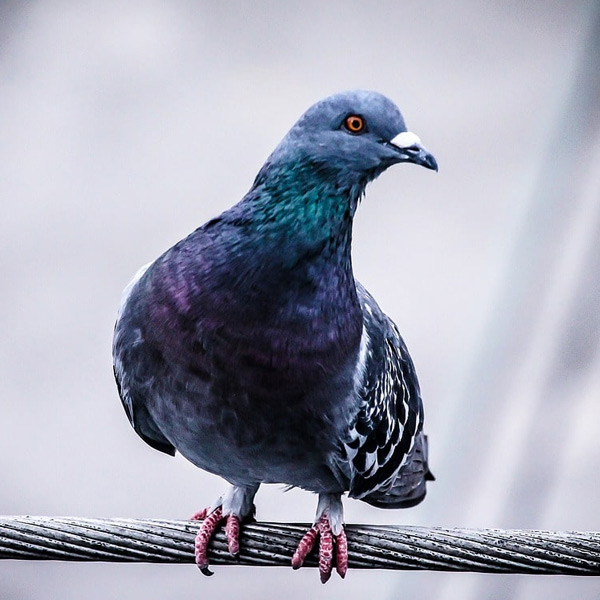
[113,90,437,583]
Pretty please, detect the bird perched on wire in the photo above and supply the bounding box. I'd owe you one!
[113,90,437,583]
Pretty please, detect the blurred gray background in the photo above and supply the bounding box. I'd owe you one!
[1,1,599,599]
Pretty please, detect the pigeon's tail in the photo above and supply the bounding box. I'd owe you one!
[361,433,434,509]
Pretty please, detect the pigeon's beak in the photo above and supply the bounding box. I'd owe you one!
[389,131,438,172]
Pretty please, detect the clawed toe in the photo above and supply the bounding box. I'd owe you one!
[292,525,319,570]
[292,514,348,583]
[190,508,209,521]
[224,513,241,557]
[335,527,348,578]
[192,506,244,575]
[193,506,224,575]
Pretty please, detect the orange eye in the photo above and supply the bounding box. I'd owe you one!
[344,115,365,133]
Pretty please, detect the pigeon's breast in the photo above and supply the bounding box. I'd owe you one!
[119,248,363,490]
[144,230,364,395]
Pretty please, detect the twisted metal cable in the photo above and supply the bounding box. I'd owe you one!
[1,516,599,574]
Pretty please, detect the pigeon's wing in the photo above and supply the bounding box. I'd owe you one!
[344,283,432,507]
[113,365,176,456]
[112,263,176,456]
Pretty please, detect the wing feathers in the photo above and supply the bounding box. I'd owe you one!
[345,284,431,506]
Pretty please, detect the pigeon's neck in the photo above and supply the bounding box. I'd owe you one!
[227,159,365,318]
[246,158,365,260]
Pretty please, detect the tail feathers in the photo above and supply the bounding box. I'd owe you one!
[362,433,433,509]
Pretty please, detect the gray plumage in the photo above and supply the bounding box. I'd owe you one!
[113,90,436,546]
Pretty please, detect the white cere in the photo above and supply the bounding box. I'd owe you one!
[390,131,422,149]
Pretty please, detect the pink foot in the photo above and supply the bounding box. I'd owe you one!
[190,508,209,521]
[292,515,348,583]
[191,506,242,575]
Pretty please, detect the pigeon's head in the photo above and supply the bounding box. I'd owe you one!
[271,90,437,186]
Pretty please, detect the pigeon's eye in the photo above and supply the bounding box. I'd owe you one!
[344,115,365,134]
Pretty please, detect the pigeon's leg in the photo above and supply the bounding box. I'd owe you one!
[191,483,259,576]
[292,492,348,583]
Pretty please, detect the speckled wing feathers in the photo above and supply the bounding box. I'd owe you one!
[343,284,431,507]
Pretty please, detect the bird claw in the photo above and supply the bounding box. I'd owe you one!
[335,527,348,578]
[224,513,241,557]
[190,508,209,521]
[292,515,348,583]
[292,525,319,570]
[192,506,242,574]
